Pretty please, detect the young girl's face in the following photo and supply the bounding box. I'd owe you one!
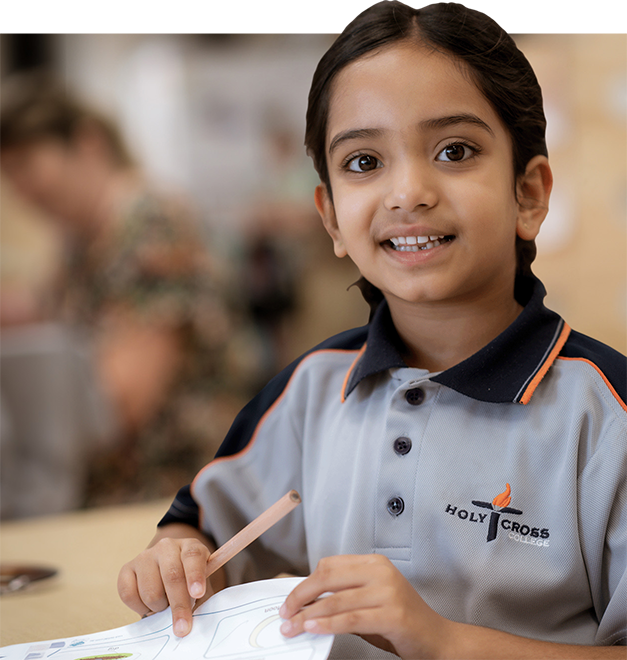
[316,42,537,312]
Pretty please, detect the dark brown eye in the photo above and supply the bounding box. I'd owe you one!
[443,144,466,161]
[437,142,476,163]
[348,154,380,172]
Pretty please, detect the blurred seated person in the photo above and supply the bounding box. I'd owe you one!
[0,72,238,515]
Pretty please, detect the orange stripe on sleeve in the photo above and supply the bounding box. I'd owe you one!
[558,356,627,413]
[191,347,362,522]
[520,322,571,405]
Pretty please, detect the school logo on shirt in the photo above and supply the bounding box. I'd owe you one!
[444,483,550,547]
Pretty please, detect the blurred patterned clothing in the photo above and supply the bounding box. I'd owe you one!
[53,189,246,506]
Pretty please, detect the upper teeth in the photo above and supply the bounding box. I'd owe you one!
[389,235,446,250]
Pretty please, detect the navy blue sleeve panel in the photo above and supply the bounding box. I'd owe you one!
[214,324,369,459]
[560,329,627,407]
[157,324,369,529]
[158,484,198,528]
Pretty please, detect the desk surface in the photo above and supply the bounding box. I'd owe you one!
[0,498,171,648]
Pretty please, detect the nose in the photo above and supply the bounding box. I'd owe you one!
[383,158,438,212]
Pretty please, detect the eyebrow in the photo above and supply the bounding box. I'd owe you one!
[419,113,495,136]
[328,128,384,157]
[327,113,494,156]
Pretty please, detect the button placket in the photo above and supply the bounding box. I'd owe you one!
[374,380,432,559]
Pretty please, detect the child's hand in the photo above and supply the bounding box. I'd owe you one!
[278,554,453,659]
[118,525,222,638]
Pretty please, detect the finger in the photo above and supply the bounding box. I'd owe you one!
[157,551,197,637]
[303,586,379,620]
[302,607,386,637]
[193,580,215,610]
[134,554,172,615]
[301,609,403,659]
[279,558,344,618]
[179,539,211,600]
[281,587,378,637]
[117,563,152,617]
[280,555,382,619]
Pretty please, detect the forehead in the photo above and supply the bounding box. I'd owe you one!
[326,42,506,145]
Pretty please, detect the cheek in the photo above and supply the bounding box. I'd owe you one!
[455,177,518,233]
[333,185,377,231]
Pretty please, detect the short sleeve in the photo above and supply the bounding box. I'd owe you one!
[578,414,627,646]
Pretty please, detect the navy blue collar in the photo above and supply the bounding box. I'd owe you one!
[343,275,569,404]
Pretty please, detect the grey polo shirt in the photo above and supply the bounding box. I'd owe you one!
[161,275,626,656]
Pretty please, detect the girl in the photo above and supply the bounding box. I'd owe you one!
[118,3,626,658]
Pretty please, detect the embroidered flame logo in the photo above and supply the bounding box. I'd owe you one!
[492,483,512,509]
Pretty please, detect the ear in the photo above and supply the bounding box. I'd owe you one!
[516,155,553,241]
[314,184,348,258]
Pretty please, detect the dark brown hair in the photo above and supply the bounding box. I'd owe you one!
[305,1,548,299]
[0,71,134,168]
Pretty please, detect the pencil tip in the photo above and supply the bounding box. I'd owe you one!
[290,490,302,504]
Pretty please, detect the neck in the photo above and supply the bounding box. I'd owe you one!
[386,285,523,373]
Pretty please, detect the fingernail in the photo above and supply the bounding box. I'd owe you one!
[280,620,293,635]
[279,603,286,617]
[173,618,190,637]
[190,581,204,598]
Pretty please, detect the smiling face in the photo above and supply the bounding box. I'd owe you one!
[316,42,543,316]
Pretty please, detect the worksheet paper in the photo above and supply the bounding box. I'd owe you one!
[0,577,334,660]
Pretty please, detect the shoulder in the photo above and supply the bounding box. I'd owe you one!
[264,323,371,399]
[158,324,369,528]
[558,329,626,410]
[215,325,369,458]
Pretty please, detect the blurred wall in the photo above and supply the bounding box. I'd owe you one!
[0,179,63,317]
[1,32,625,356]
[519,34,626,355]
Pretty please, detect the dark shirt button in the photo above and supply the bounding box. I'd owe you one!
[405,388,425,405]
[387,497,405,516]
[393,437,412,456]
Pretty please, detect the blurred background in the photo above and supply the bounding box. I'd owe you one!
[0,32,625,519]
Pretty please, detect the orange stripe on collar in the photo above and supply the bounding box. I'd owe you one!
[519,322,571,405]
[341,342,367,403]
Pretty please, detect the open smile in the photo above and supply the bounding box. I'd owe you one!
[387,235,455,252]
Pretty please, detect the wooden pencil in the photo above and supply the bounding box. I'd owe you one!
[205,490,302,576]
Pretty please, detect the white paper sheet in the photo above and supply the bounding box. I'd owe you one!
[0,577,334,660]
